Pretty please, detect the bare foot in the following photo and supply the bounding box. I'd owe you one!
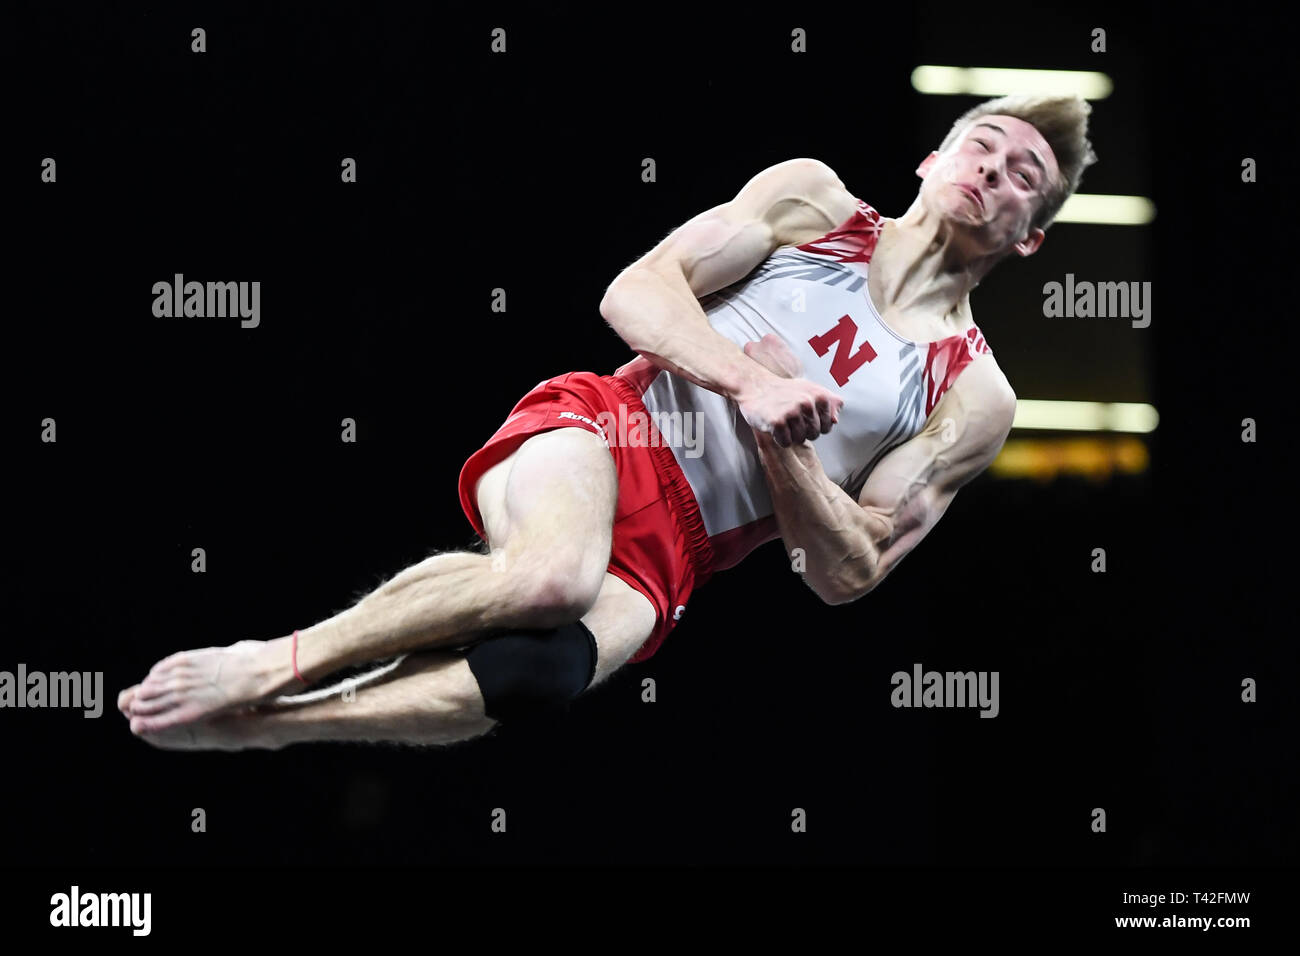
[126,639,285,733]
[134,705,280,752]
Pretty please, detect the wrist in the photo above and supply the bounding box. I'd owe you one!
[727,359,777,404]
[752,427,782,454]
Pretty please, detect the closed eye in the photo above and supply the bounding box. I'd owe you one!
[976,139,1033,186]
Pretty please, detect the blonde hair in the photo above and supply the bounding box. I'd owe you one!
[937,93,1098,232]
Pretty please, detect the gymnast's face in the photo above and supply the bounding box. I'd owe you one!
[916,114,1058,260]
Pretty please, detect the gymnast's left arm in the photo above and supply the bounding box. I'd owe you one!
[754,356,1016,604]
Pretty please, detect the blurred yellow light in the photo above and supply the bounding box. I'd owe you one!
[911,66,1112,99]
[990,436,1149,481]
[1012,400,1159,433]
[1054,193,1155,225]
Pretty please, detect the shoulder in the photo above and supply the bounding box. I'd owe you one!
[746,158,858,246]
[947,352,1017,438]
[908,352,1015,490]
[752,157,846,192]
[922,336,1016,446]
[952,308,1016,413]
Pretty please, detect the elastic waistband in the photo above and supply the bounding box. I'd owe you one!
[604,373,715,586]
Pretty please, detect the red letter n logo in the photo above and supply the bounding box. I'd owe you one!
[808,314,877,386]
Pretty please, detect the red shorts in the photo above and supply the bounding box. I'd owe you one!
[457,371,715,663]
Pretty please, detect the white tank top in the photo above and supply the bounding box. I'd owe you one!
[615,197,993,572]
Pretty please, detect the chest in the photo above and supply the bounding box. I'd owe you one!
[786,193,973,345]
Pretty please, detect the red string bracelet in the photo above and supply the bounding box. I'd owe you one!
[292,629,309,684]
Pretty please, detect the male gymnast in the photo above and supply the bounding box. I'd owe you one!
[119,93,1096,750]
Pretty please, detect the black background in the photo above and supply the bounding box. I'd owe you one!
[4,0,1294,924]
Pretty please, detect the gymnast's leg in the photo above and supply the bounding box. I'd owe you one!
[124,571,655,750]
[123,426,621,734]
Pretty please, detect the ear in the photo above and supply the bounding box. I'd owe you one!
[916,150,939,179]
[1010,226,1046,257]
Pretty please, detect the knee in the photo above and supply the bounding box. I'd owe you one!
[466,621,599,723]
[513,558,603,626]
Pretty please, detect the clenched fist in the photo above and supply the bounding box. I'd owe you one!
[738,335,844,447]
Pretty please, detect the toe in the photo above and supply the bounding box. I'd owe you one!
[131,711,176,735]
[129,692,177,716]
[135,675,177,701]
[117,686,138,716]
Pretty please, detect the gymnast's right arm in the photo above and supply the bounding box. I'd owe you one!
[599,158,847,446]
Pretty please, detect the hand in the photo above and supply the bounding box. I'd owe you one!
[744,334,805,379]
[737,339,843,447]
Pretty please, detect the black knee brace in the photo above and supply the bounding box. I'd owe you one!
[465,620,598,722]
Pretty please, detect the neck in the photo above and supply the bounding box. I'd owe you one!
[874,196,1002,324]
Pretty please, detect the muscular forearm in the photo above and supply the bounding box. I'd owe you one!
[600,267,777,401]
[755,435,887,603]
